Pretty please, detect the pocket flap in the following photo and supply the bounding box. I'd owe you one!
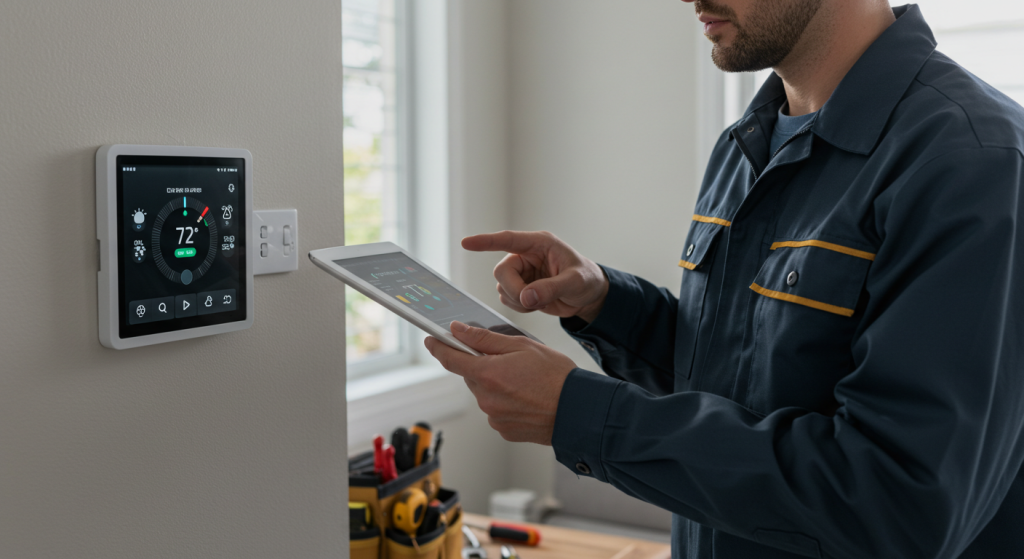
[750,241,874,317]
[679,220,726,270]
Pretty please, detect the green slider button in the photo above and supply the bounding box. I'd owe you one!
[175,247,197,258]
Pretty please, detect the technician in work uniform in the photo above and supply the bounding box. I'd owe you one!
[554,6,1024,558]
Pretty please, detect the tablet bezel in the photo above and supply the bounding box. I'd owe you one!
[308,242,541,357]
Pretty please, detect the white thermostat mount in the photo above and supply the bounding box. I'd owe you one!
[97,145,254,349]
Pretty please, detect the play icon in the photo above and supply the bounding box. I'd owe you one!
[175,294,197,319]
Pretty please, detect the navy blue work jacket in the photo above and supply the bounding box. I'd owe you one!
[551,5,1024,559]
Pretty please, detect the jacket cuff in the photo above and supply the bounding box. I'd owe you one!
[561,265,644,363]
[552,368,623,482]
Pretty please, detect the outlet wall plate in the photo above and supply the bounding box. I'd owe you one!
[253,209,298,275]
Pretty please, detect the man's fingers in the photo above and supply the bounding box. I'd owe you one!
[462,230,552,254]
[423,336,480,377]
[519,272,580,310]
[499,292,534,313]
[494,258,529,303]
[450,322,525,355]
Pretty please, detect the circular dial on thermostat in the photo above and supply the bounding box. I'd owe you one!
[150,196,220,285]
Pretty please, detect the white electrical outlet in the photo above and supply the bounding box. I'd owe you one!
[253,209,298,275]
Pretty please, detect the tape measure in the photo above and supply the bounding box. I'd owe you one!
[392,488,428,536]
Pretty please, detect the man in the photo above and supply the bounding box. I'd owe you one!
[425,1,1024,557]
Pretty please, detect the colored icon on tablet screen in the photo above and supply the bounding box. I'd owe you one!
[397,295,411,304]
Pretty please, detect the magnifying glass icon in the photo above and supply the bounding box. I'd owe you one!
[158,303,167,313]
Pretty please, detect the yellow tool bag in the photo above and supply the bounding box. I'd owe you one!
[349,451,463,559]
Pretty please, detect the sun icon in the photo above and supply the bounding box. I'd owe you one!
[132,208,147,231]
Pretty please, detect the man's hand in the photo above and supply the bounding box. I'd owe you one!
[463,231,609,323]
[425,321,577,445]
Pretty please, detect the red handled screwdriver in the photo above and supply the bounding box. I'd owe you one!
[465,520,541,546]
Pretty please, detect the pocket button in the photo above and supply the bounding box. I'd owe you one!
[575,462,592,475]
[787,271,799,287]
[686,244,695,257]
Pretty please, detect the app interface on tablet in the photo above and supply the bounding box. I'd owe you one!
[335,253,526,337]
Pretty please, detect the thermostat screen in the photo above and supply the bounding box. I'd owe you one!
[335,253,527,337]
[117,155,247,338]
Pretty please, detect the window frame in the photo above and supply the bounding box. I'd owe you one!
[344,0,417,380]
[344,0,467,453]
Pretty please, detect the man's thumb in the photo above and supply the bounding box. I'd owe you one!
[520,275,575,309]
[450,322,521,355]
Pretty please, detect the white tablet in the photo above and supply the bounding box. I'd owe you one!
[309,242,541,356]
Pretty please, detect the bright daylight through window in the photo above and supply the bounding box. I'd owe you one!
[342,0,410,372]
[725,1,1024,124]
[916,0,1024,106]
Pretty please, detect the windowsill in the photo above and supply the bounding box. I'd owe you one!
[347,363,469,453]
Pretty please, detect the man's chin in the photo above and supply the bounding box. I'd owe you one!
[711,45,772,73]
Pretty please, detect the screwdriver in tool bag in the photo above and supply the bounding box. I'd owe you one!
[465,520,542,546]
[380,445,398,483]
[391,427,418,472]
[410,422,432,466]
[373,435,385,477]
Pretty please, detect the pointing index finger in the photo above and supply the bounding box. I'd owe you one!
[462,231,550,254]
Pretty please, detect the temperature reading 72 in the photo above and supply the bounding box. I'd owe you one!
[176,227,197,245]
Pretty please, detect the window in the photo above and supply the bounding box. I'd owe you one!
[716,2,1024,128]
[342,1,465,450]
[723,70,772,126]
[916,0,1024,106]
[343,0,412,376]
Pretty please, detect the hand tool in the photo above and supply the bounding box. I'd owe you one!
[462,525,488,559]
[433,430,444,459]
[373,435,385,478]
[381,445,398,483]
[410,422,433,466]
[392,487,428,536]
[417,502,442,537]
[391,427,419,472]
[349,502,372,532]
[500,545,519,559]
[465,520,541,546]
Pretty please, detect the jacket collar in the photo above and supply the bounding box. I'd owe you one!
[738,4,937,156]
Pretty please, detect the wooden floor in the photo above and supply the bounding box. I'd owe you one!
[463,513,671,559]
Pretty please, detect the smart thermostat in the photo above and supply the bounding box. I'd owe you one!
[97,145,254,349]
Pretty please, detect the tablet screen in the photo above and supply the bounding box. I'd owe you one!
[334,253,527,337]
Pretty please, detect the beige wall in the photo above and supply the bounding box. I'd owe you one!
[0,2,347,558]
[505,0,701,501]
[431,0,702,513]
[436,0,518,516]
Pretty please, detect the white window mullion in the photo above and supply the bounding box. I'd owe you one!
[343,0,415,378]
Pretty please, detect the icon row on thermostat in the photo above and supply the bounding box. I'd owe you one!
[128,289,237,325]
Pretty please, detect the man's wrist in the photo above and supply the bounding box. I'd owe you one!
[552,368,621,482]
[575,271,610,323]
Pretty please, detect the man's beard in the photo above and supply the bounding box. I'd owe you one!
[696,0,823,73]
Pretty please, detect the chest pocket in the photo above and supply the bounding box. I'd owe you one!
[746,240,874,414]
[675,219,726,380]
